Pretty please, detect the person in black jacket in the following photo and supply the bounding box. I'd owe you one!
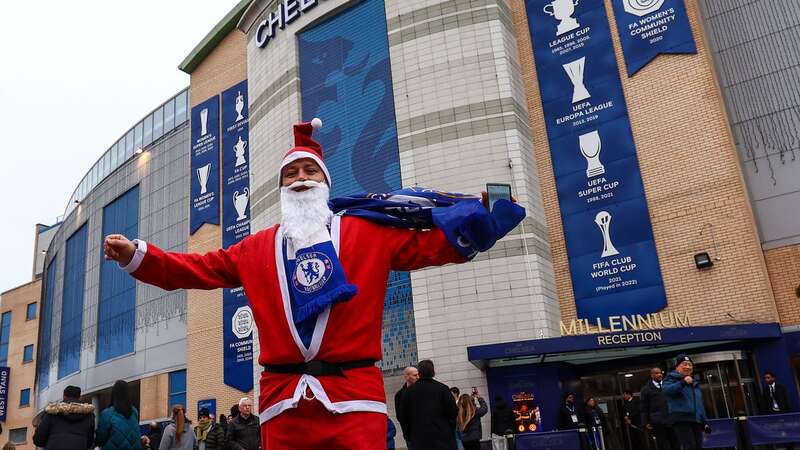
[457,393,488,450]
[226,398,260,450]
[760,371,792,414]
[640,367,678,450]
[584,398,607,450]
[622,390,643,450]
[32,385,95,450]
[394,366,420,449]
[400,360,459,450]
[195,408,226,450]
[490,395,515,437]
[557,393,582,430]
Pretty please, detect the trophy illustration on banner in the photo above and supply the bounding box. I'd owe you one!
[622,0,665,16]
[595,211,619,258]
[235,91,246,122]
[234,136,248,167]
[233,187,250,221]
[197,163,212,195]
[543,0,580,36]
[579,131,605,178]
[200,108,209,137]
[564,57,591,103]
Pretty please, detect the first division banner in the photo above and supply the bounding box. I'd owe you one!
[525,0,667,324]
[221,80,253,392]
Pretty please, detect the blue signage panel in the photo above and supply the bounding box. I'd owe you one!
[702,418,738,448]
[0,366,8,422]
[747,413,800,445]
[611,0,697,76]
[197,398,217,418]
[220,80,253,393]
[190,96,220,234]
[525,0,666,323]
[516,430,582,450]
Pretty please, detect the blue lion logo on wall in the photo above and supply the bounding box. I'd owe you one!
[301,260,321,284]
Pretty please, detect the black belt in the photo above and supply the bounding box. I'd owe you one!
[262,359,376,377]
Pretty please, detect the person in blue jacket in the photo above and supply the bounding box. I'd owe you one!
[387,417,397,450]
[663,355,711,450]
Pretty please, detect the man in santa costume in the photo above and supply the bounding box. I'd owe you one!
[104,119,525,449]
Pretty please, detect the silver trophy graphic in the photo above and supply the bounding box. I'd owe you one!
[197,163,211,195]
[543,0,580,36]
[623,0,665,16]
[563,57,591,103]
[579,131,605,178]
[200,108,209,136]
[234,136,248,167]
[595,211,619,258]
[233,187,249,221]
[235,91,245,122]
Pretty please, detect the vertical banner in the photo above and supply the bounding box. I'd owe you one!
[190,96,220,234]
[221,80,253,392]
[197,398,217,417]
[0,366,9,422]
[611,0,697,76]
[526,0,666,324]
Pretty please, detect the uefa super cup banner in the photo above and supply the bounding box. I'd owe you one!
[611,0,697,76]
[526,0,667,324]
[190,96,220,234]
[221,80,253,392]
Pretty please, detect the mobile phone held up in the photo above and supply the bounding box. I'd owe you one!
[486,183,512,212]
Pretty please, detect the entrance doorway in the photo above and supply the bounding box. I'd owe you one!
[579,351,758,449]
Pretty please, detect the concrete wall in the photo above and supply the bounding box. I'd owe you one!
[0,280,41,449]
[37,122,189,409]
[510,0,778,326]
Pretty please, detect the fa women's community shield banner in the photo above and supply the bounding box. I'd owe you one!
[190,96,220,234]
[221,80,253,392]
[611,0,697,76]
[526,0,667,324]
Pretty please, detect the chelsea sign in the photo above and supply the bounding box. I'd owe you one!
[256,0,327,48]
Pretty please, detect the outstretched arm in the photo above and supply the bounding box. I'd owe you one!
[104,234,242,291]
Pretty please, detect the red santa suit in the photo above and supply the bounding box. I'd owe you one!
[120,120,467,449]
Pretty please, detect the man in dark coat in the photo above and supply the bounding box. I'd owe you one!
[557,393,582,430]
[760,371,792,414]
[490,395,515,436]
[640,367,678,450]
[394,366,420,449]
[196,407,226,450]
[227,398,260,450]
[622,390,643,450]
[32,385,95,450]
[400,360,459,450]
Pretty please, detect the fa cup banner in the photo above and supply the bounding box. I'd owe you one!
[611,0,697,76]
[526,0,667,324]
[221,80,254,393]
[190,96,221,234]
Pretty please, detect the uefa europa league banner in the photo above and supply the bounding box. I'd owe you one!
[190,96,220,234]
[526,0,667,324]
[221,80,254,392]
[611,0,697,76]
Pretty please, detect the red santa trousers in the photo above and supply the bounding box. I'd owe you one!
[260,395,387,449]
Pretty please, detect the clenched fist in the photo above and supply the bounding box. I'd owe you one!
[104,234,136,266]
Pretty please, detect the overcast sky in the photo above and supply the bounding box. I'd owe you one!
[0,1,239,293]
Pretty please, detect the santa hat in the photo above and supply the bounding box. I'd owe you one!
[280,118,331,186]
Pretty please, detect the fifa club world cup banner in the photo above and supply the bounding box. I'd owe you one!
[611,0,697,76]
[526,0,666,324]
[190,96,220,234]
[0,367,9,422]
[221,80,254,392]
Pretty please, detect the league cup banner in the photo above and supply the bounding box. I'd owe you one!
[525,0,666,324]
[190,96,221,234]
[221,80,254,393]
[0,366,9,422]
[611,0,697,76]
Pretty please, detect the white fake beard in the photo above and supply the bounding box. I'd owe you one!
[280,180,333,250]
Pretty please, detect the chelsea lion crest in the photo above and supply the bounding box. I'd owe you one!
[293,251,333,294]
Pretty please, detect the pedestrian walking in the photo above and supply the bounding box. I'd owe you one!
[226,398,260,450]
[400,360,459,450]
[557,393,582,430]
[95,380,141,450]
[218,415,228,437]
[195,407,225,450]
[663,355,711,450]
[458,392,488,450]
[32,385,95,450]
[641,367,678,450]
[395,365,420,448]
[159,405,196,450]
